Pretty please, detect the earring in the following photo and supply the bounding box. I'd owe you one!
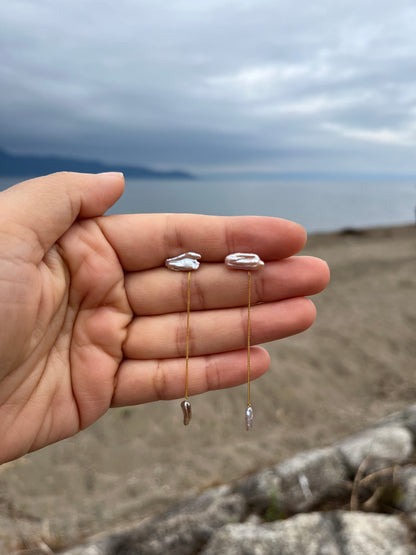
[165,252,201,425]
[225,253,264,430]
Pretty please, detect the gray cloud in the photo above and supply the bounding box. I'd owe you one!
[1,0,416,175]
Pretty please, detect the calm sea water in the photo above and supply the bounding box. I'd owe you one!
[1,176,415,233]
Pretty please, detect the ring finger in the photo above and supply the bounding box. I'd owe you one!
[123,296,316,360]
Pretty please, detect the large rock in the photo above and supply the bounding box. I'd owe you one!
[336,425,414,474]
[61,408,416,555]
[202,511,413,555]
[235,446,348,516]
[59,545,108,555]
[397,466,416,513]
[378,404,416,436]
[63,485,246,555]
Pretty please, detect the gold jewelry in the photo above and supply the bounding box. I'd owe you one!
[165,252,201,425]
[224,253,264,430]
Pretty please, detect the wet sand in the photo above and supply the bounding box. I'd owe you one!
[1,224,415,551]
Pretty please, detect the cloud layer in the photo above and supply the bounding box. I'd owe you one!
[1,0,416,174]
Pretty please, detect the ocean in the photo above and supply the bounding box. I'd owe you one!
[1,176,415,233]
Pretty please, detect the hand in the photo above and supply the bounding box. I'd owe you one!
[0,172,329,464]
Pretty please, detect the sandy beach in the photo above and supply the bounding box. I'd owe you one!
[1,224,415,552]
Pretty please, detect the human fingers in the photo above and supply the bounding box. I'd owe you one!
[0,172,124,262]
[98,214,307,272]
[125,256,329,315]
[123,297,315,360]
[111,347,270,406]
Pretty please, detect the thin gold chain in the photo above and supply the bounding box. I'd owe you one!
[185,270,191,401]
[247,270,252,407]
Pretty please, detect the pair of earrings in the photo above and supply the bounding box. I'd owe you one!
[165,251,264,431]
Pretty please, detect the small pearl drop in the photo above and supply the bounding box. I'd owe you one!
[245,406,254,431]
[181,400,192,425]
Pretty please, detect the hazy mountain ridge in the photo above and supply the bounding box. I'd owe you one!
[0,148,195,179]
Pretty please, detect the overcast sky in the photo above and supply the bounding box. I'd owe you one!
[1,0,416,176]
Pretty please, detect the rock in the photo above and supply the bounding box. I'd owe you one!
[60,486,245,555]
[60,407,416,554]
[59,543,109,555]
[276,447,348,514]
[202,511,413,555]
[107,485,246,555]
[338,511,413,555]
[202,515,336,555]
[378,404,416,437]
[337,425,414,474]
[397,466,416,513]
[235,466,282,514]
[236,446,348,516]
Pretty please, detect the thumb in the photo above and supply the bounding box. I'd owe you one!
[0,171,124,259]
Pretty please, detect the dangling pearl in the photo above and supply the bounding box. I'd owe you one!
[181,400,192,426]
[245,406,254,431]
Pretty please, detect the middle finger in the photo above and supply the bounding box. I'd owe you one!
[125,256,328,315]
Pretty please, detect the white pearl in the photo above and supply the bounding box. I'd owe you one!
[165,252,201,271]
[225,253,264,270]
[245,406,254,430]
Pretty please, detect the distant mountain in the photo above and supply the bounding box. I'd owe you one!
[0,148,195,179]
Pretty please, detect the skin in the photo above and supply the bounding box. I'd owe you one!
[0,172,330,464]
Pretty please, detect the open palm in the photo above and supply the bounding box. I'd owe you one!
[0,172,329,464]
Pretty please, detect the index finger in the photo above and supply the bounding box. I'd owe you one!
[98,213,307,272]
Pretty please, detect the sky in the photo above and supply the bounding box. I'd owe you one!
[1,0,416,176]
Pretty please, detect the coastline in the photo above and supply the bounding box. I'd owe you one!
[0,224,415,551]
[2,176,415,236]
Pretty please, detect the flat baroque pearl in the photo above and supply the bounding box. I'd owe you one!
[165,252,201,271]
[225,252,264,270]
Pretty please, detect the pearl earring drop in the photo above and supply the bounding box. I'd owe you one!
[225,253,264,430]
[165,252,201,425]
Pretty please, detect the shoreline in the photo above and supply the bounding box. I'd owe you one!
[1,175,415,236]
[306,222,415,243]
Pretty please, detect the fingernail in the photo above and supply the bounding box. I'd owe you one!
[98,171,124,177]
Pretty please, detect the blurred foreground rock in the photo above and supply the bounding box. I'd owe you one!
[61,405,416,555]
[203,512,410,555]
